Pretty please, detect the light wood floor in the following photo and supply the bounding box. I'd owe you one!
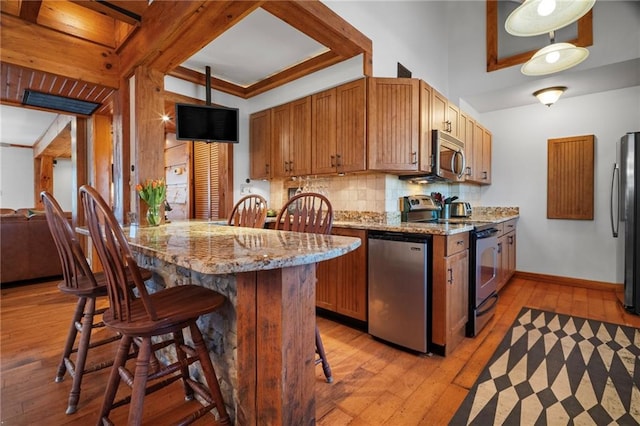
[2,277,639,425]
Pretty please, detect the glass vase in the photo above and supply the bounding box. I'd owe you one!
[146,203,161,226]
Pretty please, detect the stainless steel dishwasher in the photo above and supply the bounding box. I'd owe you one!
[368,231,431,353]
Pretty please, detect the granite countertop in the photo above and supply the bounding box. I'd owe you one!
[125,220,361,275]
[263,212,519,236]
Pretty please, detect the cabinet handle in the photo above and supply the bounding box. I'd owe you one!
[445,120,452,133]
[456,240,464,246]
[465,166,471,176]
[336,154,342,167]
[483,171,488,180]
[411,151,418,165]
[265,164,270,174]
[447,268,454,284]
[289,161,293,173]
[284,161,289,173]
[330,155,336,167]
[497,242,502,254]
[508,235,514,244]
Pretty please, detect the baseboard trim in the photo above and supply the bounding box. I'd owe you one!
[513,271,622,292]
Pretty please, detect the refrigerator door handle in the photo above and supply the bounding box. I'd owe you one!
[610,163,620,238]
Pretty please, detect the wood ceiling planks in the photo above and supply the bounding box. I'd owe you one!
[0,63,114,115]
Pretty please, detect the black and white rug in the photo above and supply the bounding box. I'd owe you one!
[450,308,640,425]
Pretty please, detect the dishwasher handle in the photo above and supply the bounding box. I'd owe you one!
[368,231,431,244]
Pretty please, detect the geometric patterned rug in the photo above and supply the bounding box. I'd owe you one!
[450,308,640,425]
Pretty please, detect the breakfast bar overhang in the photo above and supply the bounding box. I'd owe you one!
[120,221,361,425]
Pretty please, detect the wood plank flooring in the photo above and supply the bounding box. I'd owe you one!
[2,277,639,425]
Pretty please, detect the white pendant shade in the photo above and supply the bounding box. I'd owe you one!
[521,42,589,75]
[505,0,595,37]
[533,86,567,106]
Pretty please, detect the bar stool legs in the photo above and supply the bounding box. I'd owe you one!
[98,325,231,426]
[56,295,118,414]
[315,325,333,383]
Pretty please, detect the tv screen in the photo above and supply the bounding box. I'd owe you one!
[175,103,239,143]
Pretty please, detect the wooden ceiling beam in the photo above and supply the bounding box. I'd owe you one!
[262,1,372,59]
[169,50,345,100]
[118,1,264,78]
[0,14,120,88]
[168,67,247,99]
[244,51,345,98]
[33,114,73,159]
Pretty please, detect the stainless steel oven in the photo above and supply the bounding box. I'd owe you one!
[467,223,499,337]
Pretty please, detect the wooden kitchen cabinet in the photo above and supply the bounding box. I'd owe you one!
[271,96,312,178]
[432,232,469,356]
[497,219,517,291]
[431,87,460,138]
[367,77,420,171]
[418,80,433,173]
[461,112,475,179]
[316,227,367,321]
[249,109,272,180]
[312,79,366,175]
[466,121,492,184]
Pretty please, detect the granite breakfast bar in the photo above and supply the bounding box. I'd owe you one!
[122,220,361,425]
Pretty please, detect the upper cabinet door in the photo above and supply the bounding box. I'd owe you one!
[312,87,338,175]
[289,97,312,177]
[271,103,291,178]
[249,109,272,180]
[312,79,366,175]
[419,80,433,173]
[367,77,419,171]
[335,79,366,174]
[271,97,312,178]
[431,88,448,133]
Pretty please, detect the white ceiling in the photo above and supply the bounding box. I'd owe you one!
[1,5,638,147]
[0,106,59,147]
[181,8,329,88]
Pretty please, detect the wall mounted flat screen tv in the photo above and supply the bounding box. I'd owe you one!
[175,103,239,143]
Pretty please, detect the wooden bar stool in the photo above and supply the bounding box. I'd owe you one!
[41,191,152,415]
[276,192,334,383]
[227,194,267,228]
[79,185,231,426]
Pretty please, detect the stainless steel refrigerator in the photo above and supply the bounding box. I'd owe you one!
[611,132,639,315]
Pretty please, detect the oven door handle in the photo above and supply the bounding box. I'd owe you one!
[477,293,499,317]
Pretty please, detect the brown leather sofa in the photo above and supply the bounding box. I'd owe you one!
[0,209,70,284]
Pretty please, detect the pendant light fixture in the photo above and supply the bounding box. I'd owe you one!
[533,86,567,106]
[505,0,596,37]
[520,31,589,75]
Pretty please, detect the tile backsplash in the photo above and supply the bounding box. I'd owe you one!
[270,173,484,214]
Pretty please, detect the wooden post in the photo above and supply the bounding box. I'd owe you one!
[133,66,165,223]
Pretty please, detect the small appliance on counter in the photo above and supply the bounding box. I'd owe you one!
[450,201,472,218]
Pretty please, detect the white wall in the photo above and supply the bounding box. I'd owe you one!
[53,158,73,211]
[479,86,640,284]
[0,149,74,210]
[0,147,35,208]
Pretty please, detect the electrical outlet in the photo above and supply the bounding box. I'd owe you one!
[240,184,252,195]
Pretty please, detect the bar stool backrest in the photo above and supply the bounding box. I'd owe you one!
[275,192,333,235]
[228,194,268,228]
[40,191,98,289]
[79,185,157,322]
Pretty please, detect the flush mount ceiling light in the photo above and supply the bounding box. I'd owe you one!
[533,86,567,106]
[505,0,596,37]
[521,41,589,75]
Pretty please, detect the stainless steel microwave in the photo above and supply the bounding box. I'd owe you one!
[433,129,466,181]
